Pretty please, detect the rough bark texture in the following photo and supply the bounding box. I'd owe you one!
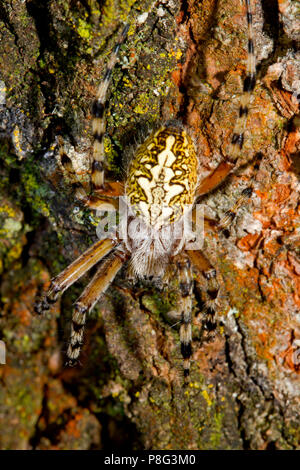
[0,0,299,450]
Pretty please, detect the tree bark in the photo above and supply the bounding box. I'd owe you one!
[0,0,299,450]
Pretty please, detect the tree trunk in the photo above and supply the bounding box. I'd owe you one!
[0,0,299,450]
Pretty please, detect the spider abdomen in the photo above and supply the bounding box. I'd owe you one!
[125,125,198,230]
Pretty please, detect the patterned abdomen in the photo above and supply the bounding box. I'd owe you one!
[125,125,198,229]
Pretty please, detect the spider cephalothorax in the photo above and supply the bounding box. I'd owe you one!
[36,0,257,381]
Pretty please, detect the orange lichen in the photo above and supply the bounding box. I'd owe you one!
[237,233,261,251]
[171,69,181,87]
[282,127,300,156]
[64,413,83,439]
[273,184,291,204]
[281,343,300,374]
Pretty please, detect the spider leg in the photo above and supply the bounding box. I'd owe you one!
[58,135,124,209]
[91,24,129,190]
[35,238,117,314]
[196,0,256,198]
[169,254,194,382]
[229,0,256,162]
[66,246,128,363]
[57,23,129,198]
[85,186,124,211]
[57,136,90,200]
[187,250,219,342]
[93,181,125,198]
[85,195,119,212]
[196,161,234,197]
[218,186,253,231]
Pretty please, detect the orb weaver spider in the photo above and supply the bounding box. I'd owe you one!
[36,0,256,382]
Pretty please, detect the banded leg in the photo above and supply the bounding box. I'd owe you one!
[67,247,127,364]
[57,136,90,200]
[187,250,219,343]
[168,254,194,382]
[91,24,129,189]
[218,186,253,231]
[196,0,256,198]
[35,238,117,314]
[228,0,256,161]
[58,134,125,209]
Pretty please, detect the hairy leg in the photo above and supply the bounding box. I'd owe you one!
[35,238,117,314]
[91,24,129,189]
[228,0,256,162]
[218,186,253,231]
[66,247,128,363]
[168,254,194,382]
[57,24,129,199]
[196,0,256,198]
[57,135,90,199]
[187,250,219,343]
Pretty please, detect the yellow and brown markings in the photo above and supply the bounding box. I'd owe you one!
[125,126,198,227]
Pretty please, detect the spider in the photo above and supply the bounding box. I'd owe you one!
[36,0,257,381]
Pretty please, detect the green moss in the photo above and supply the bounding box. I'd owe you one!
[141,290,177,319]
[77,18,92,40]
[208,411,224,448]
[21,166,50,219]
